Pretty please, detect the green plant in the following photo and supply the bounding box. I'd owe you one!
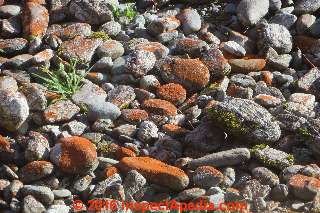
[112,4,138,22]
[298,127,312,140]
[28,35,37,42]
[0,49,4,54]
[286,154,295,164]
[32,59,84,101]
[89,31,110,41]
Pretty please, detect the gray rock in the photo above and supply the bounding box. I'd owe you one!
[45,204,70,213]
[52,189,71,199]
[107,85,136,108]
[188,148,251,169]
[294,0,320,14]
[269,0,282,11]
[0,5,21,18]
[1,16,21,38]
[221,167,236,187]
[69,0,118,25]
[177,8,201,34]
[124,49,156,78]
[309,18,320,38]
[193,166,224,189]
[252,167,280,187]
[91,173,122,198]
[201,48,231,78]
[49,0,72,23]
[43,100,80,123]
[258,23,292,54]
[87,100,121,121]
[21,185,54,205]
[99,21,122,37]
[96,40,124,60]
[0,90,29,131]
[72,82,108,107]
[270,12,297,29]
[22,195,46,213]
[0,38,28,55]
[24,131,50,162]
[175,38,209,57]
[297,68,320,94]
[91,56,113,72]
[230,74,256,88]
[221,41,246,57]
[19,161,54,183]
[296,14,316,35]
[267,53,292,70]
[175,188,206,201]
[208,98,281,143]
[137,121,158,143]
[63,120,87,136]
[237,0,269,26]
[72,175,93,193]
[241,179,271,200]
[271,184,289,201]
[139,75,160,91]
[123,170,146,198]
[20,83,47,111]
[0,76,18,92]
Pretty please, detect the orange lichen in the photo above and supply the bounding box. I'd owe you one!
[22,160,52,176]
[117,157,189,191]
[23,2,49,37]
[261,71,273,85]
[157,83,186,105]
[0,135,11,152]
[114,147,136,160]
[104,166,119,178]
[58,136,97,174]
[288,174,320,190]
[229,58,266,73]
[196,166,223,177]
[122,109,149,123]
[162,124,188,136]
[142,99,177,116]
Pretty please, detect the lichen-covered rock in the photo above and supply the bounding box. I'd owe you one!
[142,98,177,116]
[118,157,189,191]
[0,90,29,131]
[46,22,92,40]
[96,40,124,60]
[157,83,186,106]
[294,0,320,15]
[107,85,136,108]
[19,161,54,183]
[177,8,201,34]
[208,98,281,143]
[175,38,209,57]
[24,131,50,162]
[159,57,210,91]
[23,2,49,38]
[121,109,149,124]
[0,38,28,55]
[288,174,320,201]
[193,166,224,189]
[43,100,80,123]
[50,136,97,174]
[134,42,169,59]
[20,83,47,111]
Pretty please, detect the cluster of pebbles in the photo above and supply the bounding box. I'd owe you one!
[1,0,320,212]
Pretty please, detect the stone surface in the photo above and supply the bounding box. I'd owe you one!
[237,0,269,26]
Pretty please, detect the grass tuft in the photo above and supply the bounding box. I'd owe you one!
[89,31,110,41]
[112,4,138,22]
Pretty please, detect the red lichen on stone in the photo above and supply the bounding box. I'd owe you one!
[23,2,49,38]
[227,84,241,97]
[0,134,11,152]
[22,160,52,176]
[57,136,97,173]
[196,166,224,178]
[114,147,136,160]
[288,174,320,191]
[255,94,276,101]
[121,109,149,123]
[104,166,119,178]
[117,157,189,190]
[162,124,189,136]
[261,71,273,85]
[135,42,168,59]
[157,83,187,105]
[142,99,177,116]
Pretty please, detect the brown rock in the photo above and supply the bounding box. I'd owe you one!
[142,99,177,116]
[162,124,189,137]
[193,166,224,189]
[294,36,320,54]
[19,161,54,183]
[157,83,186,105]
[121,109,149,124]
[288,174,320,201]
[118,157,189,191]
[0,134,11,152]
[229,58,266,73]
[23,2,49,38]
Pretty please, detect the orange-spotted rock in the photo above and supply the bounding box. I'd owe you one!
[201,48,231,78]
[96,40,124,60]
[160,57,210,91]
[19,161,54,183]
[229,58,266,73]
[157,83,186,106]
[175,37,209,57]
[104,166,119,178]
[193,166,224,189]
[0,134,12,153]
[58,36,103,64]
[162,124,189,137]
[118,157,189,191]
[254,94,282,108]
[135,42,169,59]
[50,136,97,175]
[46,23,92,40]
[43,100,80,123]
[121,109,149,124]
[142,99,177,116]
[288,174,320,201]
[147,16,180,36]
[22,2,49,38]
[0,38,28,56]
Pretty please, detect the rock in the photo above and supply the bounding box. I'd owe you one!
[134,42,169,59]
[23,2,49,38]
[157,83,186,106]
[208,98,281,143]
[310,18,320,37]
[20,83,47,111]
[237,0,269,26]
[288,174,320,201]
[177,8,201,34]
[221,41,246,57]
[52,189,72,199]
[193,166,224,189]
[107,85,136,108]
[185,122,225,153]
[258,23,292,54]
[43,100,80,123]
[58,37,102,64]
[87,100,121,121]
[229,58,266,74]
[296,14,316,35]
[294,36,320,55]
[175,38,209,57]
[241,179,271,199]
[46,204,70,213]
[188,148,251,169]
[175,188,206,201]
[46,22,92,40]
[24,131,50,162]
[254,94,282,108]
[19,161,54,183]
[90,173,122,198]
[269,0,282,11]
[0,5,21,18]
[1,16,22,38]
[137,121,158,143]
[270,12,297,29]
[252,167,280,187]
[0,90,29,131]
[160,57,210,91]
[50,136,97,174]
[0,38,28,55]
[95,40,124,60]
[99,21,122,37]
[121,109,149,124]
[271,184,289,201]
[142,99,177,116]
[69,0,118,25]
[72,82,107,107]
[63,120,87,136]
[23,195,46,213]
[0,76,18,92]
[21,185,54,205]
[118,157,189,191]
[252,145,294,169]
[201,48,231,78]
[294,0,320,14]
[123,170,146,198]
[147,16,180,36]
[297,68,320,94]
[48,0,72,23]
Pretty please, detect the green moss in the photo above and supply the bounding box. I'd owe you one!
[298,127,312,140]
[89,31,110,41]
[79,103,89,114]
[282,101,289,110]
[112,4,138,22]
[120,103,130,109]
[0,49,5,54]
[97,142,116,155]
[286,154,295,164]
[28,35,37,42]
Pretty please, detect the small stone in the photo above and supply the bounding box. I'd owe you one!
[118,157,189,191]
[188,148,251,169]
[43,100,80,123]
[254,94,282,108]
[90,173,122,198]
[201,48,231,78]
[23,195,46,213]
[175,188,206,201]
[124,49,156,78]
[221,41,246,57]
[1,16,21,38]
[123,170,146,198]
[147,16,180,36]
[19,161,54,183]
[271,184,289,201]
[157,83,186,106]
[139,75,160,92]
[121,109,149,124]
[237,0,269,26]
[288,174,320,201]
[175,37,209,57]
[52,189,72,199]
[20,83,47,111]
[46,22,91,40]
[21,185,54,205]
[137,121,158,143]
[50,136,97,175]
[0,5,21,18]
[72,82,107,107]
[0,76,18,92]
[63,120,87,136]
[229,58,266,73]
[0,38,28,55]
[96,40,124,60]
[270,12,297,29]
[24,131,50,162]
[294,0,320,14]
[87,101,121,122]
[296,14,316,35]
[177,8,201,34]
[252,167,280,187]
[99,21,122,37]
[193,166,224,189]
[135,42,169,59]
[142,99,177,116]
[107,85,136,108]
